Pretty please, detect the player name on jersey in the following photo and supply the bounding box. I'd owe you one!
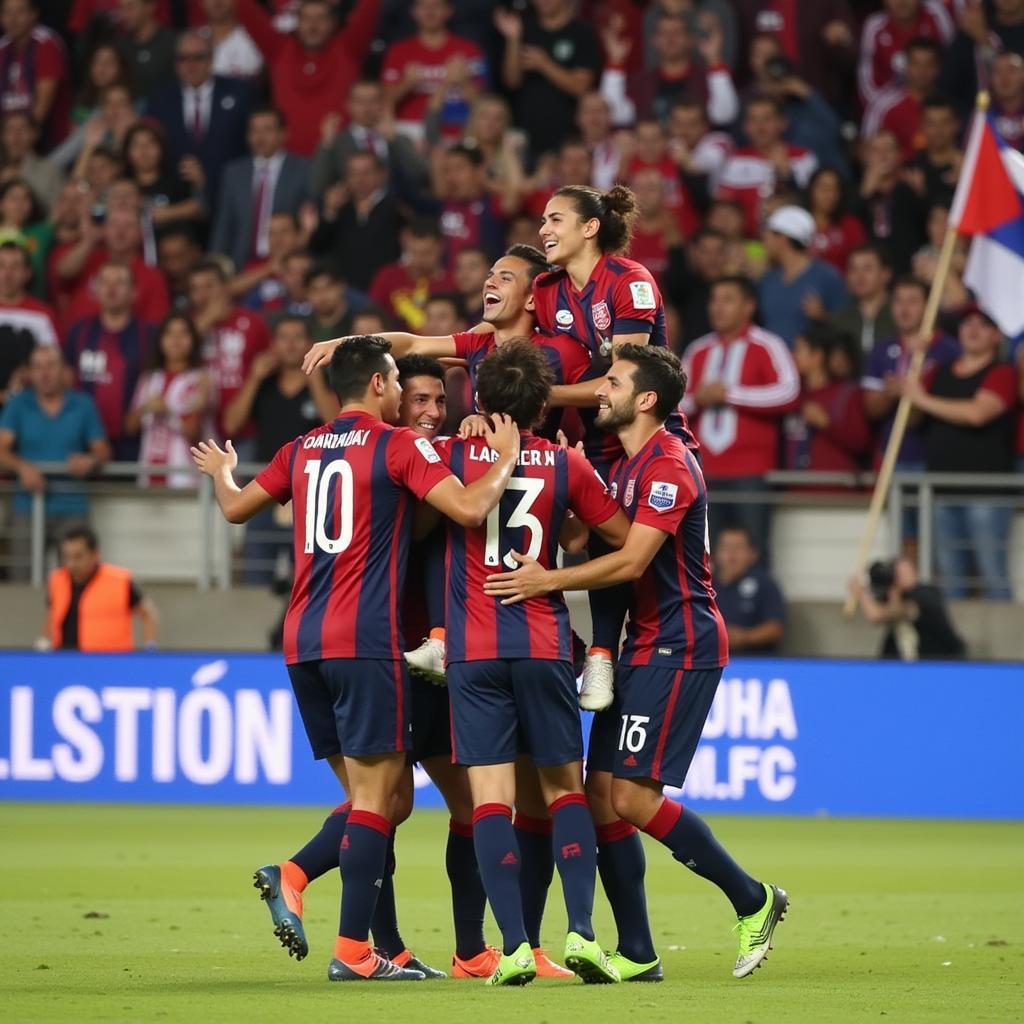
[302,429,371,450]
[467,444,557,467]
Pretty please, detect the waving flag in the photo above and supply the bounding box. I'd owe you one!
[949,106,1024,336]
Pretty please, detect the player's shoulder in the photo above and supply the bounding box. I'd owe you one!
[603,255,655,283]
[533,267,565,291]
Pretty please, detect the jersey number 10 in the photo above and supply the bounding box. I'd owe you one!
[302,459,354,554]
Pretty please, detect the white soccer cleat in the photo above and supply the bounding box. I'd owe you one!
[404,637,447,686]
[578,649,614,711]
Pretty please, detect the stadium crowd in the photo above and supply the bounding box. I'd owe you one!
[0,0,1021,599]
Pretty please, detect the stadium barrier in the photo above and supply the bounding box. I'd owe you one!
[1,651,1019,820]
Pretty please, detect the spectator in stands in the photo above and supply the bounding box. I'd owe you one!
[861,37,943,158]
[497,0,601,162]
[0,241,58,402]
[903,96,962,210]
[63,83,139,181]
[0,344,109,573]
[625,119,700,238]
[349,306,388,335]
[640,0,739,72]
[235,0,381,157]
[368,217,453,330]
[381,0,486,142]
[0,177,54,294]
[126,312,210,488]
[757,205,848,349]
[574,91,620,191]
[210,107,309,274]
[310,79,428,207]
[989,50,1024,151]
[157,225,201,310]
[712,526,786,655]
[188,257,269,441]
[228,209,310,306]
[55,203,170,329]
[40,523,158,651]
[122,122,205,238]
[943,0,1024,110]
[664,227,726,349]
[717,96,818,239]
[826,243,896,372]
[224,314,335,583]
[0,111,63,214]
[904,307,1017,600]
[308,150,404,293]
[681,275,800,556]
[117,0,175,99]
[862,274,959,470]
[785,323,870,475]
[857,129,927,273]
[521,137,593,218]
[666,96,733,199]
[305,263,355,343]
[421,292,465,336]
[628,166,682,284]
[0,0,69,144]
[202,0,263,81]
[849,556,965,661]
[912,203,970,324]
[68,42,129,129]
[147,30,252,208]
[858,0,953,107]
[454,93,526,205]
[452,245,488,323]
[64,260,153,459]
[807,167,866,274]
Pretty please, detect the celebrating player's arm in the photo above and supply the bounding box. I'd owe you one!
[303,331,461,374]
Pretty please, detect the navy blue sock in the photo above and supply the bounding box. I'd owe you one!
[596,820,657,963]
[370,833,405,957]
[290,801,350,882]
[587,535,630,650]
[338,810,392,942]
[424,528,447,629]
[549,794,597,941]
[447,820,487,959]
[514,813,553,948]
[643,799,764,917]
[473,803,528,954]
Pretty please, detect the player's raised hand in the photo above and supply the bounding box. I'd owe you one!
[191,439,238,476]
[483,552,550,605]
[482,412,521,458]
[459,414,490,439]
[555,429,585,454]
[302,338,346,375]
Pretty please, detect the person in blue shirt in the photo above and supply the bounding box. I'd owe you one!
[0,344,110,578]
[712,526,786,656]
[757,205,848,348]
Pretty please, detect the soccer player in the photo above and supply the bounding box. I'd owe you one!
[192,335,521,983]
[436,340,630,986]
[483,345,789,982]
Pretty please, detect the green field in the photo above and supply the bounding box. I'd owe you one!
[1,805,1021,1023]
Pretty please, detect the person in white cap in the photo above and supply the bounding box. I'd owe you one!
[756,204,847,348]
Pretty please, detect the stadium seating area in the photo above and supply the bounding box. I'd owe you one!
[0,0,1023,619]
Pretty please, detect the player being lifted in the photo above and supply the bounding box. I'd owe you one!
[192,336,520,983]
[484,345,788,981]
[434,340,630,986]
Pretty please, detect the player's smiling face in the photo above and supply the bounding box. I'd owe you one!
[594,360,640,431]
[400,375,446,440]
[481,255,534,324]
[539,195,595,266]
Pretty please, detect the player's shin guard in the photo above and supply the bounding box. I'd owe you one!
[447,820,488,960]
[513,813,554,949]
[642,798,764,917]
[370,833,405,959]
[289,801,351,884]
[338,810,392,944]
[549,794,597,941]
[472,803,529,955]
[596,820,658,963]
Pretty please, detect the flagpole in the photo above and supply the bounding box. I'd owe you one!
[842,92,988,618]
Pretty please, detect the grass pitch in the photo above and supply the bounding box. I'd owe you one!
[1,804,1021,1024]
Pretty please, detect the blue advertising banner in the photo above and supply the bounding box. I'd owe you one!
[0,652,1020,819]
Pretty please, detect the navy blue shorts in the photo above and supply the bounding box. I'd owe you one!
[447,659,582,768]
[287,658,411,760]
[587,666,722,788]
[409,674,451,764]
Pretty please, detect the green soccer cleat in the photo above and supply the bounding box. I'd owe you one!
[484,943,536,986]
[252,864,308,961]
[563,933,621,984]
[607,951,663,982]
[733,882,789,979]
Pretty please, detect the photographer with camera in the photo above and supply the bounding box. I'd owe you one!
[848,557,965,661]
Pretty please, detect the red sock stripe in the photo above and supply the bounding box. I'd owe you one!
[513,812,552,835]
[449,819,473,838]
[347,809,393,837]
[548,792,588,815]
[472,803,513,825]
[642,797,682,841]
[595,819,638,844]
[331,801,352,816]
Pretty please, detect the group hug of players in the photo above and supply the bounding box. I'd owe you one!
[191,184,788,987]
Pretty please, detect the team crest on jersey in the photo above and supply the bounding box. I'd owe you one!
[414,437,441,464]
[591,300,611,332]
[629,280,656,310]
[648,480,677,512]
[623,478,636,507]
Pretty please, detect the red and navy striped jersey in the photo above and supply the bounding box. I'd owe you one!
[531,254,696,472]
[452,329,591,395]
[610,428,728,670]
[437,432,619,662]
[255,411,452,665]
